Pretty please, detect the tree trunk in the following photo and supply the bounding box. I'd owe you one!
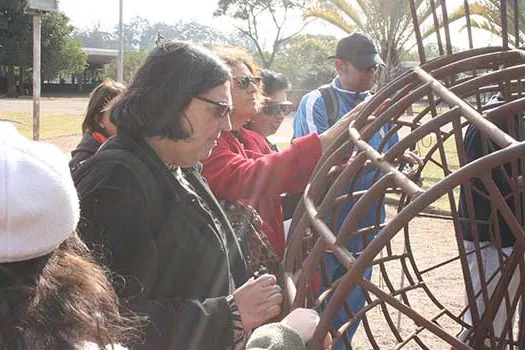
[7,65,17,98]
[19,66,25,96]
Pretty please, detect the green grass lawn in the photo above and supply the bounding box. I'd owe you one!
[276,141,290,150]
[416,134,461,212]
[0,113,82,139]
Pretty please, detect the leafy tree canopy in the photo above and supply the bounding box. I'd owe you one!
[214,0,309,68]
[72,17,251,51]
[273,34,337,91]
[450,0,525,46]
[0,0,86,96]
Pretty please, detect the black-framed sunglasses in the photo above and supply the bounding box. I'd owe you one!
[360,64,379,73]
[195,96,234,119]
[233,76,262,90]
[262,102,293,116]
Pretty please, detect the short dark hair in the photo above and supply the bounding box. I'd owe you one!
[82,79,125,134]
[110,40,231,139]
[260,69,289,96]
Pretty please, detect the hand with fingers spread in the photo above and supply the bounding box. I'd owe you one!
[402,150,423,167]
[398,150,424,178]
[233,274,283,331]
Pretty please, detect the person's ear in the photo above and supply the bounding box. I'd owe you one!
[334,58,345,75]
[96,112,105,128]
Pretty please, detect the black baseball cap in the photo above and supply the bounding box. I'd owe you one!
[328,32,385,71]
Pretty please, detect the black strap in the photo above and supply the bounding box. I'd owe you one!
[319,85,339,127]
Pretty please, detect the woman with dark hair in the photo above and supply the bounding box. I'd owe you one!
[70,79,125,170]
[73,40,284,350]
[246,69,293,151]
[202,48,364,259]
[0,123,137,350]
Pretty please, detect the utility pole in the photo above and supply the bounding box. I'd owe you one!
[32,15,41,140]
[117,0,124,82]
[25,0,58,141]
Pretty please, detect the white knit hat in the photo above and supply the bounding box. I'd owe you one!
[0,122,80,263]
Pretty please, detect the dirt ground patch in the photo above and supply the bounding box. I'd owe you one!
[351,208,465,349]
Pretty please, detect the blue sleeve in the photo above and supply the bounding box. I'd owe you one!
[385,123,399,150]
[293,91,329,138]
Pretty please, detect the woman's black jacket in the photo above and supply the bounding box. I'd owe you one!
[73,131,249,349]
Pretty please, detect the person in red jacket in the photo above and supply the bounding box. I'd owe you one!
[202,48,365,259]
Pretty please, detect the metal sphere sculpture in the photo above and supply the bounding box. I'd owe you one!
[283,2,525,349]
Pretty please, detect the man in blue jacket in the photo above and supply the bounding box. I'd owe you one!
[293,32,399,349]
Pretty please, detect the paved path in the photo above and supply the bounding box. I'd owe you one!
[0,97,89,116]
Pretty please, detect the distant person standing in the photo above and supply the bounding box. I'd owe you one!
[69,80,125,170]
[293,32,399,349]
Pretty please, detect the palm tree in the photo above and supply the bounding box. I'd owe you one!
[304,0,467,83]
[449,0,525,47]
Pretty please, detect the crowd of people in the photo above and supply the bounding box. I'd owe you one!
[0,30,518,350]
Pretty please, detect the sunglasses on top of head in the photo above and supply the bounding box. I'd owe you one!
[233,76,262,90]
[195,96,234,119]
[262,102,293,116]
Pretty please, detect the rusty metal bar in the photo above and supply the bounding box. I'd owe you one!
[414,66,517,149]
[440,0,452,55]
[337,175,395,245]
[307,142,525,348]
[501,0,509,50]
[347,126,423,197]
[358,280,471,349]
[430,0,444,56]
[463,0,474,49]
[409,0,426,64]
[514,0,520,48]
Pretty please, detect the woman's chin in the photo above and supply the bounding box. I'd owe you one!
[200,142,217,160]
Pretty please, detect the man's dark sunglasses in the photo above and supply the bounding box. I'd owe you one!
[233,76,262,90]
[262,102,293,116]
[195,96,234,119]
[360,64,379,73]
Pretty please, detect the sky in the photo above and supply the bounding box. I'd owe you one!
[59,0,224,30]
[58,0,499,51]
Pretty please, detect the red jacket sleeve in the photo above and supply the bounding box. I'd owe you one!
[202,133,321,202]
